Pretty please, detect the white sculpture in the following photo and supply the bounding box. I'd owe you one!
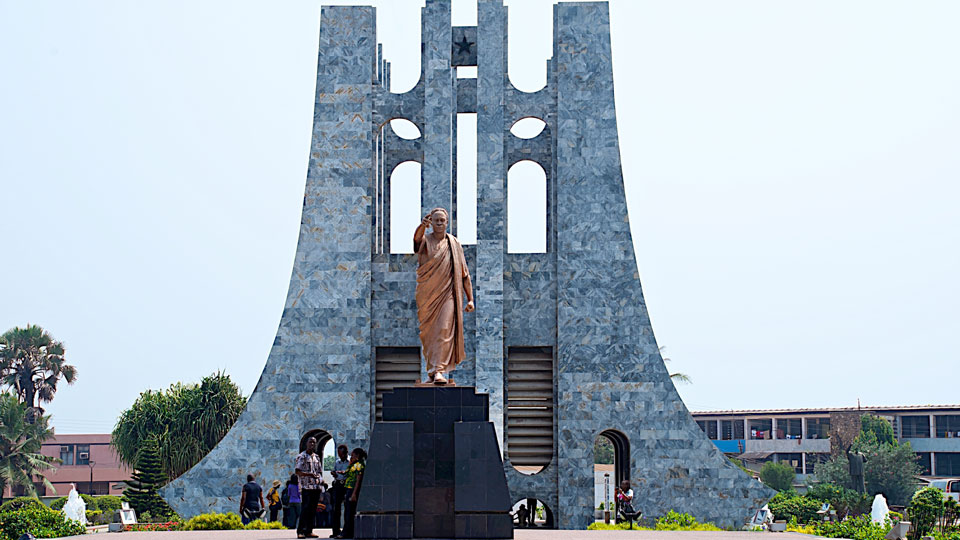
[871,494,890,524]
[62,485,87,525]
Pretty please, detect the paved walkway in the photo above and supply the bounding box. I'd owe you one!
[80,528,816,540]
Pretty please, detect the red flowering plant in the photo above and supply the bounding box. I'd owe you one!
[124,521,181,531]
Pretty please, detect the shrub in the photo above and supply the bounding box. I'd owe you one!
[0,497,44,513]
[124,521,180,532]
[806,482,871,516]
[94,495,123,515]
[49,493,97,512]
[654,511,722,531]
[180,511,244,530]
[244,519,285,530]
[85,509,104,524]
[908,486,944,540]
[0,505,87,540]
[816,514,889,540]
[768,492,823,523]
[760,461,796,492]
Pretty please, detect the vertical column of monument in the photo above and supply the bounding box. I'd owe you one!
[158,6,379,518]
[421,0,454,213]
[553,3,641,528]
[552,3,773,529]
[475,0,507,445]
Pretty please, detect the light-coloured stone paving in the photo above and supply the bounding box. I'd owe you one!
[78,529,816,540]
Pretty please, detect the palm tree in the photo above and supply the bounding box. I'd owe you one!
[660,346,692,384]
[0,325,78,419]
[0,393,57,501]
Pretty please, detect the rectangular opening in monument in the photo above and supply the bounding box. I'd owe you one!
[505,346,554,470]
[375,347,421,421]
[456,66,477,78]
[390,161,422,254]
[456,112,477,244]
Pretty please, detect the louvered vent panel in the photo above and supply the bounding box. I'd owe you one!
[506,347,554,467]
[375,347,421,420]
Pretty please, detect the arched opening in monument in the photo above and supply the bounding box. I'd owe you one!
[505,346,554,474]
[455,112,477,244]
[510,117,546,139]
[298,429,337,474]
[594,429,630,511]
[510,498,554,529]
[389,118,421,140]
[506,160,547,253]
[389,160,422,254]
[504,0,551,93]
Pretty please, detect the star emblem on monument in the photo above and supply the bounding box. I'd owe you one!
[455,35,473,55]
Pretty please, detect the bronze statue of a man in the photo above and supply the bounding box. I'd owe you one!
[413,207,474,384]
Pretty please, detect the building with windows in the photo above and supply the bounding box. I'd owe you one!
[2,434,132,498]
[691,405,960,481]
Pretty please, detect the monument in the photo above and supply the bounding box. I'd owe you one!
[161,0,773,529]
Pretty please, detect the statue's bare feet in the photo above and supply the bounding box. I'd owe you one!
[433,372,447,385]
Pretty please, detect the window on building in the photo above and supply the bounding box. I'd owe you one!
[59,445,74,466]
[901,415,931,438]
[935,453,960,477]
[804,453,829,475]
[917,453,932,475]
[776,418,803,439]
[749,419,772,440]
[776,453,803,474]
[76,445,90,466]
[935,415,960,439]
[506,160,547,253]
[721,419,745,440]
[696,420,719,439]
[806,418,830,439]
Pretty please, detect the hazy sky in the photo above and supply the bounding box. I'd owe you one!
[1,0,958,434]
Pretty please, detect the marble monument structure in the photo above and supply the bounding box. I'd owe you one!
[161,0,773,528]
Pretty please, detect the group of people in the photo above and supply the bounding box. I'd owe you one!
[237,437,367,540]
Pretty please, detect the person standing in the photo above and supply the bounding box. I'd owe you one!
[266,479,282,522]
[283,474,301,529]
[330,444,350,538]
[239,474,265,525]
[296,437,324,539]
[317,482,332,528]
[337,448,366,539]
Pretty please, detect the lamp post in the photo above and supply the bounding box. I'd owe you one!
[603,473,610,524]
[87,461,96,495]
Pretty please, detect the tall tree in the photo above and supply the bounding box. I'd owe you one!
[112,371,246,480]
[123,437,174,518]
[0,394,57,501]
[0,325,78,419]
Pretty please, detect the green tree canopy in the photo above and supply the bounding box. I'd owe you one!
[0,325,78,418]
[112,371,246,481]
[760,461,796,492]
[814,415,921,506]
[0,394,57,500]
[857,414,896,446]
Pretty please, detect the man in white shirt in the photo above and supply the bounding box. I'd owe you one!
[295,437,324,539]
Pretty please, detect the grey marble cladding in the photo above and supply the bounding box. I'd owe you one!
[162,0,773,530]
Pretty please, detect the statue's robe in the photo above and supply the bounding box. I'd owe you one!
[415,232,468,376]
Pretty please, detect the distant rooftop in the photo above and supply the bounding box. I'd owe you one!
[691,404,960,416]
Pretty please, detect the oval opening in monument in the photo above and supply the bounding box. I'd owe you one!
[510,498,554,529]
[389,118,422,140]
[389,161,422,254]
[509,117,546,140]
[593,429,631,513]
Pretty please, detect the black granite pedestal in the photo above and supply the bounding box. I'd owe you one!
[355,387,513,539]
